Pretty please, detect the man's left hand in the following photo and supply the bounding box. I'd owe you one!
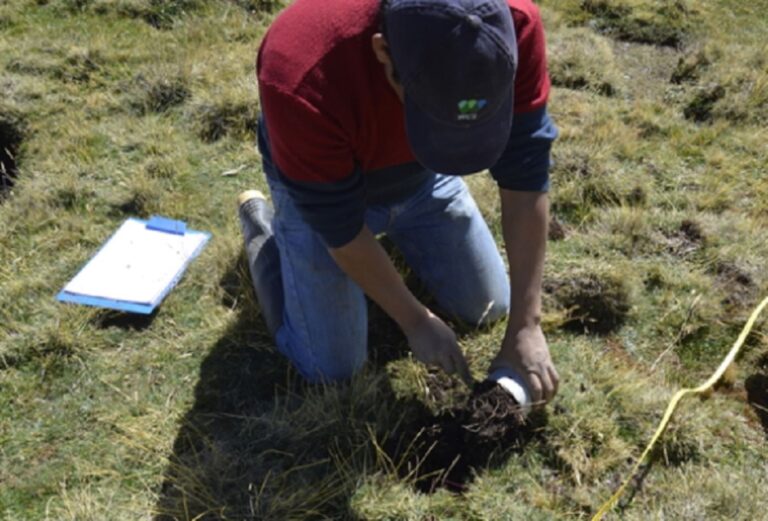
[493,324,558,405]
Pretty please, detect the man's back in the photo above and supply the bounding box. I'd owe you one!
[257,0,550,189]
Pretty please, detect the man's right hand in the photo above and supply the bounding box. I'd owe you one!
[404,310,473,386]
[328,226,472,385]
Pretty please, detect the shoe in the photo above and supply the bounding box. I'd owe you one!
[238,190,284,337]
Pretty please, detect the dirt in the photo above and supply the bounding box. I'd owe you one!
[0,108,25,197]
[626,186,647,206]
[684,84,726,122]
[665,218,705,257]
[553,274,630,335]
[368,301,410,366]
[387,378,537,493]
[680,219,705,243]
[745,373,768,438]
[548,215,567,241]
[713,261,756,309]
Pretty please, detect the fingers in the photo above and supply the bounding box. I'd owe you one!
[453,350,473,387]
[539,367,554,403]
[439,352,457,377]
[529,364,560,405]
[433,345,472,387]
[526,371,543,405]
[548,364,560,398]
[438,349,472,386]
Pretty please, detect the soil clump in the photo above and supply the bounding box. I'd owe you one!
[388,377,537,493]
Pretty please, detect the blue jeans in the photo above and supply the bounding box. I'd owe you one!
[265,173,510,382]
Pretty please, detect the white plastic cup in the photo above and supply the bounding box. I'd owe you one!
[488,366,532,414]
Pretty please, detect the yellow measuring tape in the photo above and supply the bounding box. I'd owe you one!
[592,295,768,521]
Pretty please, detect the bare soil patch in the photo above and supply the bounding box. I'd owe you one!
[665,218,705,257]
[0,108,25,197]
[713,261,757,309]
[745,372,768,438]
[552,274,631,334]
[388,376,538,493]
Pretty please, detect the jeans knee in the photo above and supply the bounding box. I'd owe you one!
[456,296,510,328]
[276,326,367,383]
[305,350,367,383]
[477,298,510,326]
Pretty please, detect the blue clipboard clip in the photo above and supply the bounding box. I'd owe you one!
[56,216,211,315]
[146,215,187,235]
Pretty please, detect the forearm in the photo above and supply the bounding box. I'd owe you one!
[500,189,548,330]
[494,189,558,402]
[328,225,427,331]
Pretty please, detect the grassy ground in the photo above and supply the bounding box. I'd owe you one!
[1,0,767,519]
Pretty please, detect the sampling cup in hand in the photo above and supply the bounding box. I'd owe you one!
[488,366,531,414]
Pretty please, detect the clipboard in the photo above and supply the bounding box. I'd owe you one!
[57,216,211,314]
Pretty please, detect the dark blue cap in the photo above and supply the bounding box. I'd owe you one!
[383,0,518,174]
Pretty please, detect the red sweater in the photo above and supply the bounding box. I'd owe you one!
[257,0,556,246]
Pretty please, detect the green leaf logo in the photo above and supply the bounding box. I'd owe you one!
[457,99,488,119]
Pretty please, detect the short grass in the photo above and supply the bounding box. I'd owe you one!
[1,0,767,519]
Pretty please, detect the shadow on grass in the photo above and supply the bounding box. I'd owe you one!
[152,259,542,519]
[746,373,768,438]
[93,309,158,330]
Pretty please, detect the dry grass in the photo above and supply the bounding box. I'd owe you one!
[547,28,624,96]
[1,0,767,520]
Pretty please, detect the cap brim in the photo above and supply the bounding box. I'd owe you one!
[404,93,513,175]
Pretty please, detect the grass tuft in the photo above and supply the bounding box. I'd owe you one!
[581,0,694,47]
[683,83,726,122]
[549,147,632,223]
[233,0,286,14]
[548,27,623,96]
[194,99,259,143]
[129,69,191,114]
[2,0,767,519]
[142,0,201,29]
[143,157,178,179]
[7,47,103,84]
[58,48,103,83]
[670,45,715,84]
[547,271,631,334]
[711,46,768,125]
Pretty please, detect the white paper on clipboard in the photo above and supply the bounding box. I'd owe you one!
[63,219,208,305]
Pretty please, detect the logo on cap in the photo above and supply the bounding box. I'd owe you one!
[457,99,488,121]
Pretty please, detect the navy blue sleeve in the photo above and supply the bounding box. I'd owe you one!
[257,116,365,248]
[276,170,366,248]
[489,105,558,192]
